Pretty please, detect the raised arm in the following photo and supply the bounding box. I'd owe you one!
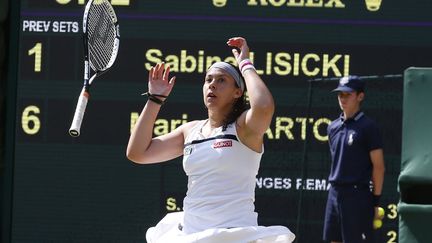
[227,37,275,148]
[126,63,184,164]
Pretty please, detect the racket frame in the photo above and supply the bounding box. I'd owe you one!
[69,0,120,137]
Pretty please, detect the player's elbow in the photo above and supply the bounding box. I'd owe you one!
[126,148,158,165]
[126,148,146,164]
[126,151,138,164]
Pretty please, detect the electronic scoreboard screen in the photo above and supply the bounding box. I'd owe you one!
[6,0,432,242]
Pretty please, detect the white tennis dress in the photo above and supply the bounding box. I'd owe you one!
[146,120,295,243]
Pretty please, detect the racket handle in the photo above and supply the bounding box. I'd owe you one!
[69,90,89,137]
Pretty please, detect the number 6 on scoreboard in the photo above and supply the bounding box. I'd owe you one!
[69,0,120,137]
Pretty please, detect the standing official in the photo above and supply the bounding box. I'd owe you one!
[323,76,386,243]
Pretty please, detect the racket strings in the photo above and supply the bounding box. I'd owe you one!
[87,0,118,71]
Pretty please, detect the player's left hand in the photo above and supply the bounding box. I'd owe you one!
[227,37,250,64]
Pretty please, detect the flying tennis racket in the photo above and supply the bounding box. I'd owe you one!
[69,0,120,137]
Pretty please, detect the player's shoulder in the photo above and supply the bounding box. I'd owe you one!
[181,120,204,137]
[180,120,202,130]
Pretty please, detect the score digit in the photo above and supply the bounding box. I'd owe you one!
[22,105,41,135]
[28,43,42,72]
[387,230,397,243]
[387,203,397,219]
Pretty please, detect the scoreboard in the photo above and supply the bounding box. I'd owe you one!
[5,0,432,242]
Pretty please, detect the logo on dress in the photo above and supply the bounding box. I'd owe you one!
[184,146,193,155]
[348,132,356,145]
[212,140,232,149]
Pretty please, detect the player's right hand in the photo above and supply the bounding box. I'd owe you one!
[148,62,176,97]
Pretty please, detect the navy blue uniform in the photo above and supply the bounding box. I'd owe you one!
[323,111,383,243]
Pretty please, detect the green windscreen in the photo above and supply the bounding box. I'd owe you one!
[398,67,432,243]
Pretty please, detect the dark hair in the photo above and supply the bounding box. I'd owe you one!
[222,63,249,131]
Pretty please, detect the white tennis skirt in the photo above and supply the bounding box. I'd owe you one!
[146,212,296,243]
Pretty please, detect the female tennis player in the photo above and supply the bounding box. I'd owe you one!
[127,37,295,243]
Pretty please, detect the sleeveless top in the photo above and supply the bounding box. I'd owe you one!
[182,120,263,234]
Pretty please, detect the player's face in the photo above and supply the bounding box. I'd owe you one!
[337,91,364,112]
[203,68,242,110]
